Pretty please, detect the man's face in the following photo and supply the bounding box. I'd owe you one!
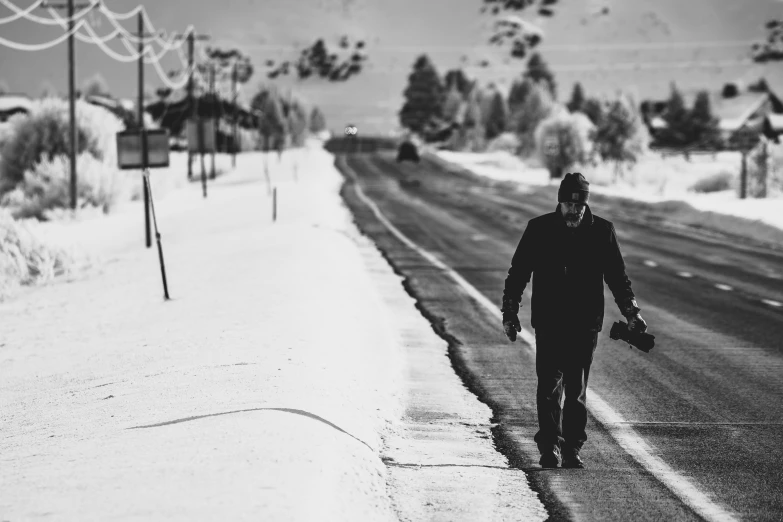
[560,202,586,228]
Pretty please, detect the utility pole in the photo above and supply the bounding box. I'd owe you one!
[172,30,210,180]
[41,0,95,211]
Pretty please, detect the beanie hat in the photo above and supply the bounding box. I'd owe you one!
[558,172,590,204]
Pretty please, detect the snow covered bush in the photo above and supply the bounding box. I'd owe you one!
[0,208,76,300]
[535,112,588,179]
[0,152,129,220]
[0,97,123,193]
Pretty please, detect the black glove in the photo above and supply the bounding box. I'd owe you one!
[627,313,647,334]
[503,313,521,342]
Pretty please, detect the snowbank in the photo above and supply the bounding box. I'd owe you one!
[436,150,783,232]
[0,145,406,521]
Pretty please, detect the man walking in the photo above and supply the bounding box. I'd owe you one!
[501,172,648,469]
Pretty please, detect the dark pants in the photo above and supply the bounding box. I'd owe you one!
[533,328,599,454]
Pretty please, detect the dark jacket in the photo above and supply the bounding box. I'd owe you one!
[502,205,636,332]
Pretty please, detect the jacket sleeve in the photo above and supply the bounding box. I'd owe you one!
[603,223,640,317]
[501,221,536,317]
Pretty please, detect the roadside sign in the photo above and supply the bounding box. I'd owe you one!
[116,129,170,170]
[187,119,216,153]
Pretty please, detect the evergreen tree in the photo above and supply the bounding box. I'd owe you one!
[689,90,720,148]
[566,82,586,113]
[444,69,471,97]
[523,52,557,99]
[485,90,508,140]
[309,106,327,133]
[659,83,691,147]
[593,92,648,179]
[513,81,554,155]
[582,97,604,126]
[508,77,534,115]
[442,86,465,125]
[399,54,445,133]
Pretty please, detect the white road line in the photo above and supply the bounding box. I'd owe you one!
[677,272,693,278]
[715,284,733,291]
[762,299,783,308]
[644,260,658,267]
[350,178,739,522]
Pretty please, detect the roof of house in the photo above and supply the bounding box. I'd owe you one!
[0,94,32,113]
[766,113,783,132]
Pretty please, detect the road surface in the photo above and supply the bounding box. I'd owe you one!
[334,143,783,522]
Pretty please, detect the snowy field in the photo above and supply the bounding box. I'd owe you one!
[436,149,783,233]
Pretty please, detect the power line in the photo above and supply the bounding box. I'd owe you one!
[0,17,86,50]
[0,0,97,25]
[0,0,43,24]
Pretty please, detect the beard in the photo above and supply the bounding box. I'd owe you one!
[564,213,583,228]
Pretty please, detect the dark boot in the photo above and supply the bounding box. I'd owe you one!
[539,446,561,468]
[561,447,584,469]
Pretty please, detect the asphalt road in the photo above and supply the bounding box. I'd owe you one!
[334,146,783,522]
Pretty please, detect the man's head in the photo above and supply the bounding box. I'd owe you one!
[558,172,590,228]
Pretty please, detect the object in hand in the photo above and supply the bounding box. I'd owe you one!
[609,321,655,353]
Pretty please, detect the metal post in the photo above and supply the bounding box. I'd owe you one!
[67,0,77,211]
[138,12,151,248]
[740,151,747,199]
[187,32,194,180]
[232,61,238,168]
[210,63,216,180]
[273,186,277,222]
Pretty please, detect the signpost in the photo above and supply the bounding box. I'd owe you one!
[116,128,171,300]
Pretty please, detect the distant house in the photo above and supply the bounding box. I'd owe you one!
[643,87,783,146]
[0,94,32,123]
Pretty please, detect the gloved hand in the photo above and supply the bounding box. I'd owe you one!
[627,313,648,334]
[503,314,522,342]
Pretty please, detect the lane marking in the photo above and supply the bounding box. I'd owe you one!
[348,171,739,522]
[762,299,783,308]
[644,260,658,267]
[677,271,693,278]
[715,284,733,291]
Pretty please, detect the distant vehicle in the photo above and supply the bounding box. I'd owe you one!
[344,124,358,136]
[169,135,187,151]
[396,140,420,163]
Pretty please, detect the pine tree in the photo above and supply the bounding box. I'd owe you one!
[508,77,534,115]
[444,69,471,97]
[659,83,691,147]
[399,54,445,134]
[523,52,557,99]
[513,81,554,155]
[593,92,648,180]
[689,90,720,148]
[251,86,287,149]
[442,86,464,125]
[309,106,327,133]
[485,90,508,140]
[581,97,604,126]
[566,82,585,113]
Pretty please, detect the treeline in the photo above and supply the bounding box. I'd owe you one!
[398,51,767,177]
[398,52,648,177]
[250,85,327,150]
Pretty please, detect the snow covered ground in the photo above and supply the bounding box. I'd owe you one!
[0,142,545,521]
[436,150,783,233]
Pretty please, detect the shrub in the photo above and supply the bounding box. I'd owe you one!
[535,112,588,178]
[689,171,734,193]
[0,208,77,300]
[0,97,123,191]
[0,152,129,219]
